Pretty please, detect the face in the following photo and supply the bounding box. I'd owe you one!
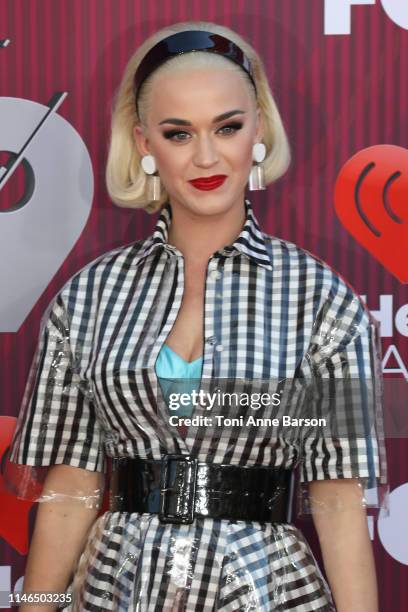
[133,64,264,217]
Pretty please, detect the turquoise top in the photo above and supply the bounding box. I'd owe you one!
[155,344,203,418]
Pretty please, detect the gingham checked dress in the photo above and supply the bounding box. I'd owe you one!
[9,198,384,611]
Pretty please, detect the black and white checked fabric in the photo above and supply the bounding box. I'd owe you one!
[9,198,384,611]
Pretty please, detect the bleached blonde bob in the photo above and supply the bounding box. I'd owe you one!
[106,21,291,214]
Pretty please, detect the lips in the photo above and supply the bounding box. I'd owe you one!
[188,175,227,191]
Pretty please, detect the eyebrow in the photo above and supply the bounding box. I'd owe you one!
[158,109,246,126]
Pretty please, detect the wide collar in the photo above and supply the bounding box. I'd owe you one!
[134,198,273,270]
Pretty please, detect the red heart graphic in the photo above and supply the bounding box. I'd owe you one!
[0,417,35,554]
[0,417,110,555]
[334,145,408,283]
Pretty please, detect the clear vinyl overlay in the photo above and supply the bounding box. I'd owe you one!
[3,200,392,610]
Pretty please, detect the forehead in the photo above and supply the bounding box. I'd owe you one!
[147,66,253,122]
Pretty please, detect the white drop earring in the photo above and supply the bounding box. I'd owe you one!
[141,154,161,201]
[248,143,266,191]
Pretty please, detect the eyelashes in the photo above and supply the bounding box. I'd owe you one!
[162,122,244,142]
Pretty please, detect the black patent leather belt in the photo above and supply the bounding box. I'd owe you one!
[109,455,294,524]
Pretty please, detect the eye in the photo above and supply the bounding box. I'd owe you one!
[162,122,243,143]
[163,130,190,142]
[218,122,243,135]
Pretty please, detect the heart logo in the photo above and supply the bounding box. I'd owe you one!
[0,417,35,554]
[334,145,408,283]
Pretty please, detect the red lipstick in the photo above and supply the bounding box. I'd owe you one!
[188,175,227,191]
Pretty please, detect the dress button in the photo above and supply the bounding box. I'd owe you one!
[206,336,217,345]
[215,344,223,352]
[210,270,222,280]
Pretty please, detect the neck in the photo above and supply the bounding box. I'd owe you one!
[166,198,247,265]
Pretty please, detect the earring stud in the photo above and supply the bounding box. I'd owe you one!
[141,154,156,175]
[141,154,161,201]
[248,143,266,191]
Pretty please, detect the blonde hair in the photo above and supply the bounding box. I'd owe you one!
[106,21,291,214]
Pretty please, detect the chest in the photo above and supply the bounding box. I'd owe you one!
[164,261,206,362]
[89,250,316,382]
[83,249,320,460]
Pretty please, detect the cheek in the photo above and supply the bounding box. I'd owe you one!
[231,137,254,170]
[153,139,190,174]
[154,149,186,179]
[232,128,255,160]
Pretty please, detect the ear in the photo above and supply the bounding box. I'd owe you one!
[133,123,151,158]
[255,107,264,143]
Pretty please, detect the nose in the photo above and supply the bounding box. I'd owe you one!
[192,134,219,168]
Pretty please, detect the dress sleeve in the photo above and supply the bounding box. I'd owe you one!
[297,279,388,517]
[4,290,106,503]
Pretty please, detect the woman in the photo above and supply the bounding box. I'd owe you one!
[7,20,386,612]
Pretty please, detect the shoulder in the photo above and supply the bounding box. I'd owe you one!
[262,231,357,293]
[263,231,337,277]
[76,238,147,276]
[50,238,147,308]
[261,232,374,333]
[262,231,342,284]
